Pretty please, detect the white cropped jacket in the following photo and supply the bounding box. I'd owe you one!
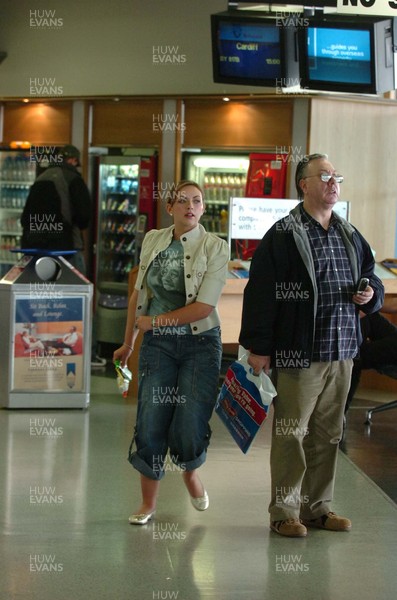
[134,224,229,334]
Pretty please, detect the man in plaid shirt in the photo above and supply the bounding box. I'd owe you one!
[239,153,384,537]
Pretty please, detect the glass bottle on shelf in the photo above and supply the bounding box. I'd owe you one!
[227,173,234,197]
[213,205,219,232]
[215,173,222,201]
[222,173,229,202]
[206,204,213,232]
[220,208,228,234]
[204,174,211,203]
[240,173,247,197]
[209,174,216,201]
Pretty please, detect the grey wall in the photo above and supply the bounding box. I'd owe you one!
[0,0,277,98]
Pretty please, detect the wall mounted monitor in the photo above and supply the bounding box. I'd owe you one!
[211,10,299,87]
[298,16,395,95]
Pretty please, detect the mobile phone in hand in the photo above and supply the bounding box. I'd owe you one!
[356,277,369,294]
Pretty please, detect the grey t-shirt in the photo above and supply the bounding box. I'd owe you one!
[147,239,191,334]
[146,238,219,337]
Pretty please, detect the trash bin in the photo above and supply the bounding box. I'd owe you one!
[0,252,93,408]
[96,287,129,345]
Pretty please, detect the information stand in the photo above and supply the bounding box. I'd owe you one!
[0,253,93,409]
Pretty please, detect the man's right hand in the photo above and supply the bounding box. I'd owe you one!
[247,353,271,375]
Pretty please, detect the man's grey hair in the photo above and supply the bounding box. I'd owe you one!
[295,153,328,200]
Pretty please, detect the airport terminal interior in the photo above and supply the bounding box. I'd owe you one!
[1,1,397,599]
[1,366,397,600]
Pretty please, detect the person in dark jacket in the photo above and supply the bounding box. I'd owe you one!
[21,144,91,273]
[21,145,105,368]
[239,153,384,538]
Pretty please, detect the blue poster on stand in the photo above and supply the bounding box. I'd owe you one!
[12,295,85,392]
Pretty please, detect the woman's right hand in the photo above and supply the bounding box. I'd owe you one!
[113,344,132,368]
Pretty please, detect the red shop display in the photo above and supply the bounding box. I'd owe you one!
[237,153,287,260]
[245,153,287,198]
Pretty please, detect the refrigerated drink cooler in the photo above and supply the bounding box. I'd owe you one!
[0,253,93,409]
[183,152,249,240]
[183,151,288,260]
[93,154,157,346]
[0,149,36,278]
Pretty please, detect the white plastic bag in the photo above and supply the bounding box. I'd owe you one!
[114,360,132,398]
[237,349,277,405]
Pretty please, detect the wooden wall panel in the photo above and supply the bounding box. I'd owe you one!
[3,103,73,145]
[92,100,164,146]
[308,97,397,259]
[183,99,293,149]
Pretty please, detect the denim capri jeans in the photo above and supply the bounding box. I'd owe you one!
[128,330,222,480]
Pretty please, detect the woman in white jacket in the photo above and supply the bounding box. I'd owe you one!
[114,180,229,525]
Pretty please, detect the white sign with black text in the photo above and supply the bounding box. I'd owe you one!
[229,198,350,241]
[337,0,397,17]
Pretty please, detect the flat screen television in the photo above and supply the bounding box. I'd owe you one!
[298,16,395,94]
[211,11,299,88]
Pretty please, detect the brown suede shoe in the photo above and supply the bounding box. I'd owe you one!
[301,512,351,532]
[270,518,307,537]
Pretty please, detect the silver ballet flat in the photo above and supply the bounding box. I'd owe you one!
[190,490,209,511]
[128,511,156,525]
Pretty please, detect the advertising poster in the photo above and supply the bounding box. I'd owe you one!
[12,295,85,392]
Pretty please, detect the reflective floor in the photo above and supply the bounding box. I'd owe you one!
[1,374,397,600]
[341,390,397,504]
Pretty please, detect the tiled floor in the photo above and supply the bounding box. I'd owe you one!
[1,373,396,600]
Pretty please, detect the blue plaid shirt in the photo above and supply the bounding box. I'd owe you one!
[300,205,358,362]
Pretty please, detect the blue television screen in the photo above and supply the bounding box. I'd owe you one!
[299,16,395,94]
[216,21,282,80]
[307,27,371,84]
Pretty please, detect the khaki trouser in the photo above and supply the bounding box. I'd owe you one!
[269,360,353,522]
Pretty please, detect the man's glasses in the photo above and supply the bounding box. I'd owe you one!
[303,173,344,184]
